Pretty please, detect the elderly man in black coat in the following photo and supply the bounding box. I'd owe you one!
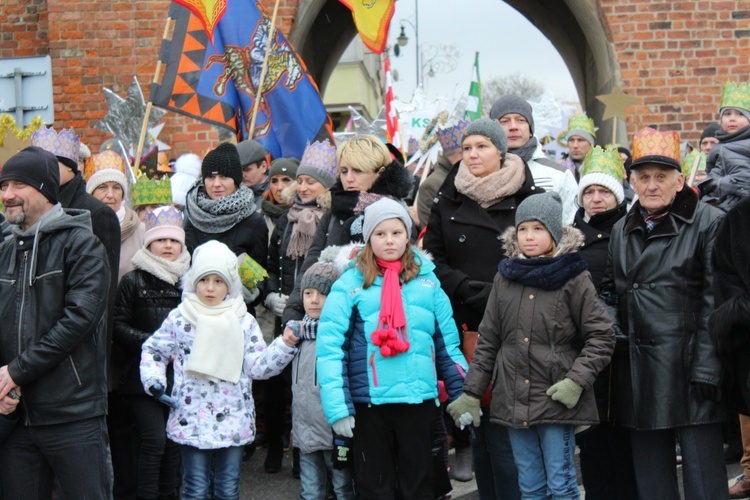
[601,128,727,499]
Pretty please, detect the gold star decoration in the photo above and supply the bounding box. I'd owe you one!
[596,84,639,121]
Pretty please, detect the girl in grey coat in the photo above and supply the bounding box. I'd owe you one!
[449,192,615,500]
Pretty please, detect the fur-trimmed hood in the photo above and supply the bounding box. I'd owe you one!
[501,225,584,259]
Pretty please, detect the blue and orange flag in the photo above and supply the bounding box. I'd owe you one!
[151,0,333,159]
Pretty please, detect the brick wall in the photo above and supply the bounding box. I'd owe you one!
[600,0,750,142]
[2,0,748,155]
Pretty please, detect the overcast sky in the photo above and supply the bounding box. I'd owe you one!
[386,0,579,105]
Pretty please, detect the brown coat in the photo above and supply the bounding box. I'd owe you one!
[462,226,615,428]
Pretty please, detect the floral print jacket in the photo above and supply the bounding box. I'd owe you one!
[141,309,296,449]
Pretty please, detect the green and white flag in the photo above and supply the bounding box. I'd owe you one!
[464,52,482,121]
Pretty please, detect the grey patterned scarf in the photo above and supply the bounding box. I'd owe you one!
[184,183,256,234]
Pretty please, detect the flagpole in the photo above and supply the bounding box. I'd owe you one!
[249,0,282,138]
[133,15,173,178]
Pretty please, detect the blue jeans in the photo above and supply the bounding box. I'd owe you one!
[507,424,579,500]
[181,445,244,500]
[0,416,111,499]
[298,449,354,500]
[472,410,521,500]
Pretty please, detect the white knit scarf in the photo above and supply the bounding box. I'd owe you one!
[131,247,191,285]
[179,293,247,383]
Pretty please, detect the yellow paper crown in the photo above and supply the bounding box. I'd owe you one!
[84,150,125,181]
[567,114,596,136]
[131,176,172,207]
[632,127,681,164]
[581,146,624,184]
[681,151,707,178]
[720,81,750,113]
[237,253,269,292]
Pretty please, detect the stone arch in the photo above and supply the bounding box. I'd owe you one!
[291,0,623,145]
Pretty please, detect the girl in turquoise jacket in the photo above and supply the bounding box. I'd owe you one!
[316,198,467,499]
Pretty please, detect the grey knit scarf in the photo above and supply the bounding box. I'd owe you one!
[184,183,256,234]
[509,137,539,163]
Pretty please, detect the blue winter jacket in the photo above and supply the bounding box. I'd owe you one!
[317,252,468,425]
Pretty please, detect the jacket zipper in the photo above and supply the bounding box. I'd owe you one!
[430,346,437,381]
[369,352,378,387]
[17,252,28,356]
[18,252,29,424]
[69,356,82,387]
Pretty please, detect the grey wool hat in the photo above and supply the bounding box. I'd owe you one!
[464,118,509,159]
[236,139,268,167]
[268,158,299,179]
[363,198,413,244]
[515,192,563,244]
[300,246,341,295]
[489,95,535,135]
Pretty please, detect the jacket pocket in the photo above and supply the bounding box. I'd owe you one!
[68,356,83,387]
[549,347,576,383]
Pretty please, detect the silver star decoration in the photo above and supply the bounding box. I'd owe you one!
[95,76,167,155]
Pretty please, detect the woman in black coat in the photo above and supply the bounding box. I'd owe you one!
[281,135,414,324]
[570,148,636,500]
[113,207,191,500]
[183,143,268,311]
[423,118,540,499]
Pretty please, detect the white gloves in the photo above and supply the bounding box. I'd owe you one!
[458,412,474,429]
[264,292,288,317]
[332,415,355,438]
[241,285,260,304]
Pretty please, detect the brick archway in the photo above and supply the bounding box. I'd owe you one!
[1,0,747,154]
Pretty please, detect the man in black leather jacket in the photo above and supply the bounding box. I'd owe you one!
[0,146,111,498]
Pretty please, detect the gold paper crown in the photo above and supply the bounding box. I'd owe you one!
[567,114,596,136]
[720,81,750,113]
[632,127,681,164]
[581,146,624,184]
[84,150,125,182]
[681,151,707,178]
[131,175,172,207]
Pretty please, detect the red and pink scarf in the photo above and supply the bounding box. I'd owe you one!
[370,258,410,357]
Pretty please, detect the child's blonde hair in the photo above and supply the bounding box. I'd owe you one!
[357,243,420,288]
[336,135,391,175]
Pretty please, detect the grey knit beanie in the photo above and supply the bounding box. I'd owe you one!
[300,260,340,296]
[567,128,596,147]
[268,158,299,179]
[362,198,413,244]
[489,95,535,135]
[236,139,268,167]
[515,192,563,244]
[464,118,508,158]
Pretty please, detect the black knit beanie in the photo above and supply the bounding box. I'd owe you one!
[700,123,721,143]
[201,143,242,187]
[0,146,60,204]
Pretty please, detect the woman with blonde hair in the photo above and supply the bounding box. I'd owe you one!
[281,134,413,324]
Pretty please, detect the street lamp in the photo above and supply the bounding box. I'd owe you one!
[394,0,420,88]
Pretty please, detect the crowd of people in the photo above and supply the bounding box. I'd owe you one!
[0,79,749,500]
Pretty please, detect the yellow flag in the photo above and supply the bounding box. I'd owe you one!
[339,0,395,54]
